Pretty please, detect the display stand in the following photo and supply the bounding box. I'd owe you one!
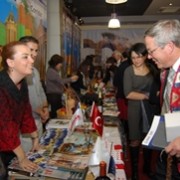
[9,91,126,180]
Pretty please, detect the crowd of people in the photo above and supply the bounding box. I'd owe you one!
[0,19,180,180]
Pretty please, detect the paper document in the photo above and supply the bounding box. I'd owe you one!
[142,116,161,146]
[142,115,169,150]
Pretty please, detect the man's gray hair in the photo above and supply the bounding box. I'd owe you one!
[145,19,180,48]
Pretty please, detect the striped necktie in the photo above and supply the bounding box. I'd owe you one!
[160,69,168,106]
[162,68,175,113]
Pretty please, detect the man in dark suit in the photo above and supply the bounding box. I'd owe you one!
[144,19,180,179]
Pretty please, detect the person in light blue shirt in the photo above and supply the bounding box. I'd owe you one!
[19,36,49,152]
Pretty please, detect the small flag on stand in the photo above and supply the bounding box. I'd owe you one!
[68,106,84,134]
[90,101,95,122]
[108,156,116,176]
[90,102,104,136]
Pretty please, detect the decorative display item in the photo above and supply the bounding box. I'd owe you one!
[57,87,79,118]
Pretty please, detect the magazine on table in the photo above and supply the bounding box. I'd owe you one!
[58,128,98,155]
[47,153,90,170]
[45,119,70,129]
[39,128,68,156]
[8,128,95,179]
[8,152,46,177]
[38,166,88,179]
[8,152,88,179]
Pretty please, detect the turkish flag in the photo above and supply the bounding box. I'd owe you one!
[90,102,104,136]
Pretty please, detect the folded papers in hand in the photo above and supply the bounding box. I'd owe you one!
[142,112,180,150]
[164,112,180,142]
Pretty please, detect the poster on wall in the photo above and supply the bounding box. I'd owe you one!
[72,25,81,73]
[82,28,146,66]
[62,10,81,76]
[62,11,73,76]
[0,0,47,79]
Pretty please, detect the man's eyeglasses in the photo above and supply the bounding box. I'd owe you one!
[147,47,159,55]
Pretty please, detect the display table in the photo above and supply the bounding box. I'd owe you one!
[9,119,126,180]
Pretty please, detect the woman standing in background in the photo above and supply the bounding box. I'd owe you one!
[71,61,89,99]
[123,43,160,179]
[46,54,78,118]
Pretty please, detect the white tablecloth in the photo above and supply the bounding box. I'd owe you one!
[103,126,126,180]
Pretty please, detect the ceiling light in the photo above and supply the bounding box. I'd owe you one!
[105,0,127,4]
[108,13,121,28]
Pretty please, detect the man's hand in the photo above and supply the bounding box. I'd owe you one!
[165,136,180,157]
[37,106,49,123]
[40,107,49,123]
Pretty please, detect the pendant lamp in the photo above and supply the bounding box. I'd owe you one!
[108,13,121,28]
[105,0,127,4]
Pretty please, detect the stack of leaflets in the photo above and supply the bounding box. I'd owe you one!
[8,152,46,177]
[45,119,70,129]
[8,127,98,179]
[8,152,88,179]
[39,128,68,156]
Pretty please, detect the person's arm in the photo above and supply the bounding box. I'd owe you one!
[47,68,71,85]
[30,131,40,152]
[0,88,39,171]
[13,145,38,172]
[123,67,149,100]
[165,136,180,157]
[31,69,49,122]
[70,75,79,82]
[21,103,40,152]
[35,97,49,122]
[40,105,49,123]
[126,91,149,100]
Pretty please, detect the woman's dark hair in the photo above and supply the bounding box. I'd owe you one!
[19,36,39,44]
[1,41,26,70]
[129,42,148,57]
[106,57,117,64]
[130,43,160,78]
[48,54,64,68]
[84,55,95,66]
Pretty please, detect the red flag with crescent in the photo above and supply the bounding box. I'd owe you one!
[91,103,104,136]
